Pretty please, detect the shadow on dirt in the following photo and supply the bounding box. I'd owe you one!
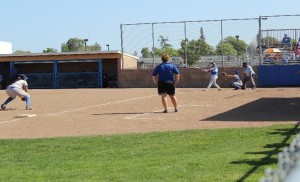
[203,98,300,122]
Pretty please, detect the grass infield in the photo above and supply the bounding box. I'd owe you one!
[0,124,299,182]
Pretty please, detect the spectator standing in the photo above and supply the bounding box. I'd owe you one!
[152,53,180,113]
[282,34,291,49]
[241,62,256,90]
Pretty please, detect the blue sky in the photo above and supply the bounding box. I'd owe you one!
[1,0,299,53]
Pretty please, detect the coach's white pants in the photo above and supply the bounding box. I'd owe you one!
[206,75,221,90]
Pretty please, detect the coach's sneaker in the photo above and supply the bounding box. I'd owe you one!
[1,104,6,110]
[175,108,178,112]
[26,107,32,110]
[163,109,168,113]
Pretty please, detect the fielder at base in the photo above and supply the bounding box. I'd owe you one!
[1,74,31,110]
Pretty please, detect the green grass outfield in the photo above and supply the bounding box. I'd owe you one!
[0,124,299,182]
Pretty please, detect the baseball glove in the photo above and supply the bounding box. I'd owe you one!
[21,97,26,101]
[221,72,227,76]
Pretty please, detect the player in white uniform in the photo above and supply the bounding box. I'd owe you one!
[241,62,256,90]
[1,74,31,110]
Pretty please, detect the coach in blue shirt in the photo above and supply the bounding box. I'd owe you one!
[152,53,180,113]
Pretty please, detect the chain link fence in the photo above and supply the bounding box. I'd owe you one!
[121,15,300,69]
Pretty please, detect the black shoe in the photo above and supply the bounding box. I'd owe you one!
[175,108,178,112]
[1,104,6,110]
[163,109,168,113]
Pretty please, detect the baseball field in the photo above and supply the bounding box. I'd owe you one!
[0,88,299,181]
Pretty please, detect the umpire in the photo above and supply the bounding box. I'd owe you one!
[152,53,180,113]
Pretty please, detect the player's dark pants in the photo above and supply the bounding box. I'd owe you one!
[230,81,243,90]
[242,76,256,89]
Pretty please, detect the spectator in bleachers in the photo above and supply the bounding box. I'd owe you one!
[295,48,300,60]
[274,53,281,63]
[298,37,300,49]
[282,34,291,49]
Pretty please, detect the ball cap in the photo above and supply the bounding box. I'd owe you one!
[18,74,28,80]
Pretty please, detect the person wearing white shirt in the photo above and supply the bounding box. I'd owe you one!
[1,74,31,110]
[241,62,256,90]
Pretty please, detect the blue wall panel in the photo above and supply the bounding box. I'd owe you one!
[258,65,300,87]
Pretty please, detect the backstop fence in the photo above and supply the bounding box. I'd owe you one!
[120,14,300,69]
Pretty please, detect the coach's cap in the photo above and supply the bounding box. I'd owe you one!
[18,74,28,80]
[209,62,216,65]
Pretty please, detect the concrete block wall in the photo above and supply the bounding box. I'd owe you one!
[119,66,258,88]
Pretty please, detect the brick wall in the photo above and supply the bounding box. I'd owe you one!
[119,66,258,88]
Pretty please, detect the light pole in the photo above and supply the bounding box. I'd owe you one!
[84,39,88,51]
[106,44,110,51]
[235,35,239,62]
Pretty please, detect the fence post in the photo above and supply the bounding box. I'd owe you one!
[152,23,155,68]
[220,20,224,68]
[184,21,188,66]
[120,24,124,70]
[258,16,262,65]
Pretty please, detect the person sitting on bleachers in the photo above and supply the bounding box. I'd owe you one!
[295,48,300,60]
[282,34,291,49]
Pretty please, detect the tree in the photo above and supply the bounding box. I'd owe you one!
[141,47,151,58]
[199,27,214,55]
[158,35,172,49]
[43,48,58,53]
[178,38,201,65]
[260,36,280,47]
[88,42,101,51]
[224,36,247,56]
[216,42,237,55]
[154,35,178,57]
[61,38,101,52]
[14,50,31,54]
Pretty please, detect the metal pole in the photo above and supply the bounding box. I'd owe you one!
[258,16,262,65]
[184,21,188,66]
[152,23,155,68]
[235,35,239,64]
[221,20,224,68]
[120,24,124,70]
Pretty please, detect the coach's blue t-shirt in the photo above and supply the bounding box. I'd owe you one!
[152,62,180,82]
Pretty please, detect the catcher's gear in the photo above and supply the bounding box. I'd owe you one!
[221,72,227,76]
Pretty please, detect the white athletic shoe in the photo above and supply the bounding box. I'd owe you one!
[1,104,6,110]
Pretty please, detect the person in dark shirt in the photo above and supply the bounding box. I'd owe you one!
[282,34,291,49]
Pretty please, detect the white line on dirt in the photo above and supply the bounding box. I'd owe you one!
[47,94,157,116]
[123,104,213,120]
[0,118,23,124]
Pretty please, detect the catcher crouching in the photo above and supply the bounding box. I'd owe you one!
[222,70,243,90]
